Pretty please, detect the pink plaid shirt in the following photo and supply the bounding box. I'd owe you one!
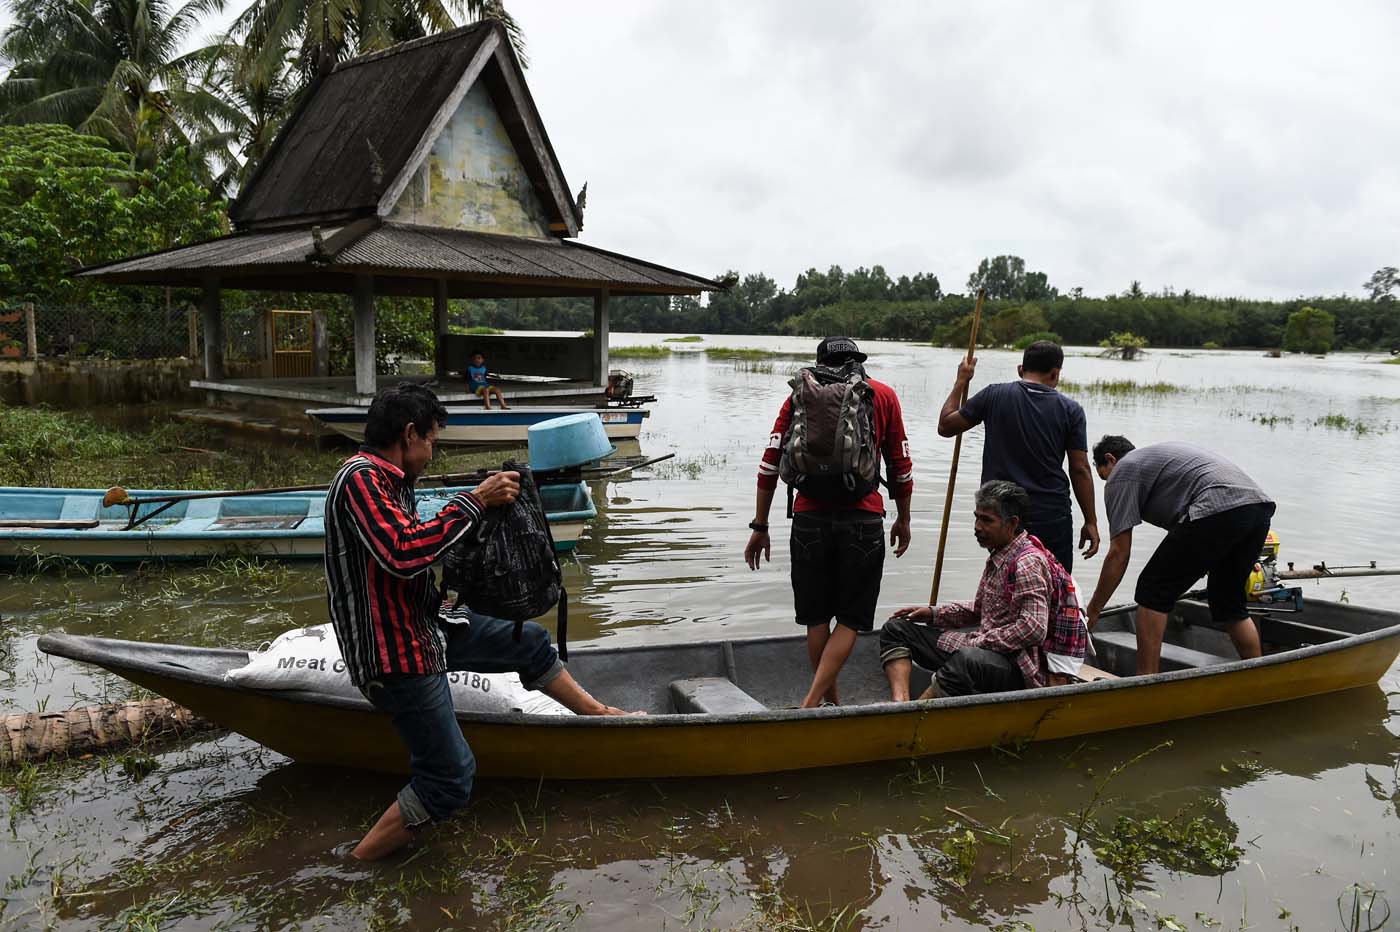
[927,531,1052,687]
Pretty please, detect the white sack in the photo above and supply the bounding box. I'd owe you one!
[225,624,571,716]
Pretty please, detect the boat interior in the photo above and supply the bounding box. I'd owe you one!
[563,598,1381,715]
[41,598,1389,719]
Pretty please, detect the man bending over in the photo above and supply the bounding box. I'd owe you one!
[881,480,1053,699]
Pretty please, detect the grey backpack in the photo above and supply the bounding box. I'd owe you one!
[778,361,880,506]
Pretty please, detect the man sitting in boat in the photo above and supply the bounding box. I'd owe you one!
[324,382,630,861]
[880,480,1056,699]
[1082,436,1275,674]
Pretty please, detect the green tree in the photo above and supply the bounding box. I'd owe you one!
[0,124,225,305]
[987,304,1049,346]
[1364,266,1398,303]
[1283,306,1335,354]
[967,255,1026,300]
[233,0,526,88]
[0,0,234,173]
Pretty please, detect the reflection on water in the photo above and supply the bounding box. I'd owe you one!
[1,338,1398,929]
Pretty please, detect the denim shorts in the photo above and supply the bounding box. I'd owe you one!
[790,510,886,632]
[360,611,565,827]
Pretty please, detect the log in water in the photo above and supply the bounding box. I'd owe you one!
[1,698,216,766]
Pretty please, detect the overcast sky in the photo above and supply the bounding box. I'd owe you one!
[6,0,1398,298]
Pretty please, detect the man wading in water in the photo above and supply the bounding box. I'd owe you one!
[324,383,633,860]
[745,337,914,708]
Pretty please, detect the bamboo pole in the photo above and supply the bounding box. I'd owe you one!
[929,289,986,605]
[1,698,215,767]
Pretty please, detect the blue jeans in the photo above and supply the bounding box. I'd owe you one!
[361,611,564,827]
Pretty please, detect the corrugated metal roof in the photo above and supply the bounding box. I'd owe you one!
[81,223,720,296]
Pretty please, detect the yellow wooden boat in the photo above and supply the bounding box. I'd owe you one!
[37,598,1400,780]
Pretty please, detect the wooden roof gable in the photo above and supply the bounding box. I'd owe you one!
[229,22,583,237]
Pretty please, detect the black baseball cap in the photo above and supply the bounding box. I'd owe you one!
[816,336,867,364]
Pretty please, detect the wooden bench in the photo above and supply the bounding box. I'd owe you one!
[1093,630,1231,671]
[669,677,767,715]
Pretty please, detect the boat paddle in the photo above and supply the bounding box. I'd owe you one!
[929,288,986,605]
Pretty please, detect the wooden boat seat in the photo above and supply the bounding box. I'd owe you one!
[1077,664,1118,681]
[1093,630,1231,670]
[669,677,767,715]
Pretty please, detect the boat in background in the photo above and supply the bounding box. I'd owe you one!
[35,598,1400,779]
[307,405,649,445]
[0,482,595,564]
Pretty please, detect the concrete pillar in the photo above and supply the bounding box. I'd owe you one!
[201,279,224,380]
[353,274,376,396]
[592,288,610,385]
[312,308,329,377]
[433,279,450,377]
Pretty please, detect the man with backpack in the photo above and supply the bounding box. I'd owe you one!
[325,383,634,861]
[745,336,914,709]
[881,480,1071,699]
[936,340,1099,571]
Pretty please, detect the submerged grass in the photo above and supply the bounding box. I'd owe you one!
[610,345,672,359]
[1313,413,1392,435]
[703,347,809,360]
[664,335,705,343]
[1059,379,1184,396]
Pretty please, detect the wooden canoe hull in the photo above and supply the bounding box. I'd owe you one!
[37,600,1400,780]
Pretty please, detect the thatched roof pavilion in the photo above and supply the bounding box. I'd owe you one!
[83,21,719,405]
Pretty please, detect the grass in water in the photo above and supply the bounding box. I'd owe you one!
[1313,413,1390,435]
[610,345,672,359]
[449,325,505,335]
[1059,380,1183,396]
[704,346,810,360]
[663,335,704,343]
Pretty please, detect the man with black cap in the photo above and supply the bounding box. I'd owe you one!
[745,336,914,708]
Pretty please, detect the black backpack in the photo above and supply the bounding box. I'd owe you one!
[441,462,569,659]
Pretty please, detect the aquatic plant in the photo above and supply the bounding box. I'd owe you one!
[1313,413,1390,435]
[663,335,705,343]
[610,345,671,359]
[1090,810,1245,881]
[449,325,505,335]
[1059,379,1183,396]
[703,347,810,361]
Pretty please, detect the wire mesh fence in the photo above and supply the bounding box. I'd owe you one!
[5,303,270,362]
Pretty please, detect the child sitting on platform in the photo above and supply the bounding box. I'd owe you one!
[466,351,509,410]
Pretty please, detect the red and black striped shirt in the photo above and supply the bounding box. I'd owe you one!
[324,449,484,687]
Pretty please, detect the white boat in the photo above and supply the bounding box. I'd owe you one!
[307,406,649,445]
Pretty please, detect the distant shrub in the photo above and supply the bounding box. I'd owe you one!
[1013,331,1062,350]
[1202,340,1220,350]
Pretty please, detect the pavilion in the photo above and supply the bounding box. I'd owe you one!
[82,21,719,412]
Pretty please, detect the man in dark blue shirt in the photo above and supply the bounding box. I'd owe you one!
[937,340,1099,571]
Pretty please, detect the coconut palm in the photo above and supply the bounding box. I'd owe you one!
[0,0,233,172]
[233,0,526,87]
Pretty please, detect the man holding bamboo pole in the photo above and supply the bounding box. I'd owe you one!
[936,340,1099,572]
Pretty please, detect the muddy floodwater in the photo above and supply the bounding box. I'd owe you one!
[2,338,1398,930]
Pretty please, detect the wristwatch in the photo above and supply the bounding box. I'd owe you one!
[748,521,769,533]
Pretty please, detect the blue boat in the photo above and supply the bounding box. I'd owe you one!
[0,482,594,564]
[306,405,649,445]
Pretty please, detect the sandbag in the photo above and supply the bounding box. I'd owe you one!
[224,625,571,716]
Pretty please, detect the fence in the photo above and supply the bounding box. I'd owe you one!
[4,303,274,363]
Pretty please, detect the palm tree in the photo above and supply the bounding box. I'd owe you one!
[0,0,233,172]
[233,0,526,88]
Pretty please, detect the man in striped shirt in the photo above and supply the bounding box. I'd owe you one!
[325,383,631,860]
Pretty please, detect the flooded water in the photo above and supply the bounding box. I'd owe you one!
[2,338,1398,929]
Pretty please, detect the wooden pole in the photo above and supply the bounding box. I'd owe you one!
[23,302,37,359]
[929,288,986,605]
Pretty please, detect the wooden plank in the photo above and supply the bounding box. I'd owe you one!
[1077,664,1119,681]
